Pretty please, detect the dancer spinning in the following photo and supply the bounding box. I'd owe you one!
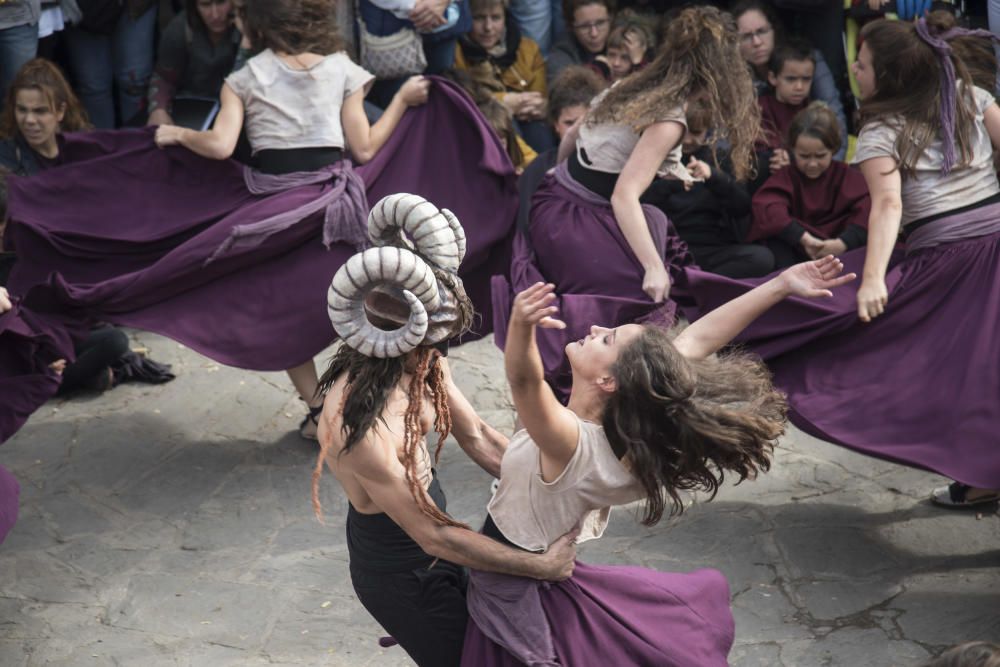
[462,254,854,666]
[313,194,576,667]
[678,18,1000,506]
[494,6,760,399]
[3,0,518,442]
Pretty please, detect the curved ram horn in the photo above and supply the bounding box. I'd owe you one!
[368,193,464,273]
[327,246,440,358]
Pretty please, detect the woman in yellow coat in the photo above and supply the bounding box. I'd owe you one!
[455,0,552,151]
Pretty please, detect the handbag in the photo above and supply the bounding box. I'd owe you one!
[355,0,427,80]
[76,0,124,34]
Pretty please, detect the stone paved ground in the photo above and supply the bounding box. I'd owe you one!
[0,331,998,666]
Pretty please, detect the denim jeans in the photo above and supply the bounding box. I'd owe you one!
[507,0,564,55]
[65,5,157,128]
[0,22,38,98]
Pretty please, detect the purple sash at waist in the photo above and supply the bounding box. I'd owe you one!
[207,160,370,264]
[552,161,670,253]
[906,201,1000,254]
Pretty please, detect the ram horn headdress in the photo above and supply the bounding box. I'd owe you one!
[327,194,471,358]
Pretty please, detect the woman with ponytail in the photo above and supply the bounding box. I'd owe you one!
[462,257,854,666]
[493,5,761,400]
[677,17,1000,508]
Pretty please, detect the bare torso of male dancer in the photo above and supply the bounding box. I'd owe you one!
[320,371,436,514]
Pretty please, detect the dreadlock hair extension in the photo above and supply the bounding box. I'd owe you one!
[587,5,760,181]
[602,326,785,525]
[311,345,467,528]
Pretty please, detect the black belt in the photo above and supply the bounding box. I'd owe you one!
[567,148,620,201]
[254,147,344,175]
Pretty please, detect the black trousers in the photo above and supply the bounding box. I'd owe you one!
[58,326,129,394]
[689,243,776,279]
[351,559,469,667]
[346,475,469,667]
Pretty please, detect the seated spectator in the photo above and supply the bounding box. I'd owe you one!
[516,64,604,231]
[479,95,535,172]
[0,59,90,175]
[0,169,174,396]
[593,13,654,82]
[732,0,847,158]
[147,0,243,129]
[546,0,613,82]
[455,0,553,151]
[0,1,39,98]
[642,100,774,279]
[65,0,158,128]
[750,102,869,268]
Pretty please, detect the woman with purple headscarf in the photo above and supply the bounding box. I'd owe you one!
[678,18,1000,507]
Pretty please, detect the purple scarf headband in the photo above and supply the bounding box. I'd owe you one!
[914,17,1000,174]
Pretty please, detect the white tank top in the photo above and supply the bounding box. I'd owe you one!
[487,416,644,552]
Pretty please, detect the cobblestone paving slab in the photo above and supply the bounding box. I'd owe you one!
[1,332,997,665]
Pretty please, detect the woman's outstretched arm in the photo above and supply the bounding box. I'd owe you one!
[504,283,579,472]
[674,256,856,360]
[341,76,429,164]
[611,120,685,303]
[154,83,244,160]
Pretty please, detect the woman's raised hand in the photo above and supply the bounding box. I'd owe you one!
[857,278,888,322]
[398,75,431,107]
[778,255,856,299]
[511,282,566,329]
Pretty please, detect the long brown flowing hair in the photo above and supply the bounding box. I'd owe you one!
[858,19,978,177]
[0,59,91,140]
[602,326,784,525]
[311,344,466,529]
[240,0,343,56]
[587,5,760,180]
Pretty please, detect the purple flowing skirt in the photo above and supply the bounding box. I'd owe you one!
[5,79,515,374]
[675,229,1000,488]
[461,562,734,667]
[492,165,694,399]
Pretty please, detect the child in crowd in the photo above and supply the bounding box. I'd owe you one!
[454,0,552,151]
[756,39,816,183]
[595,14,655,82]
[750,102,870,267]
[644,100,774,278]
[479,95,535,173]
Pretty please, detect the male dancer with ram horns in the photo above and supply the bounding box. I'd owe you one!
[311,194,577,667]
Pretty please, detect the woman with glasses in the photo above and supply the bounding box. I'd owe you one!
[546,0,613,81]
[731,0,847,160]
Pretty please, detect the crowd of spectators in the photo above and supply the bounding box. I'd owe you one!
[0,0,997,279]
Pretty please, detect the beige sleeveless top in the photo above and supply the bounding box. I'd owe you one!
[487,416,644,552]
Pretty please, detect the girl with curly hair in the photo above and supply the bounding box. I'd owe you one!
[463,255,854,666]
[494,5,760,400]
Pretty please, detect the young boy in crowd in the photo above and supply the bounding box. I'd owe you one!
[754,39,815,188]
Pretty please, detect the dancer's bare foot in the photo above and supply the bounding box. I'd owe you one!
[931,482,1000,508]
